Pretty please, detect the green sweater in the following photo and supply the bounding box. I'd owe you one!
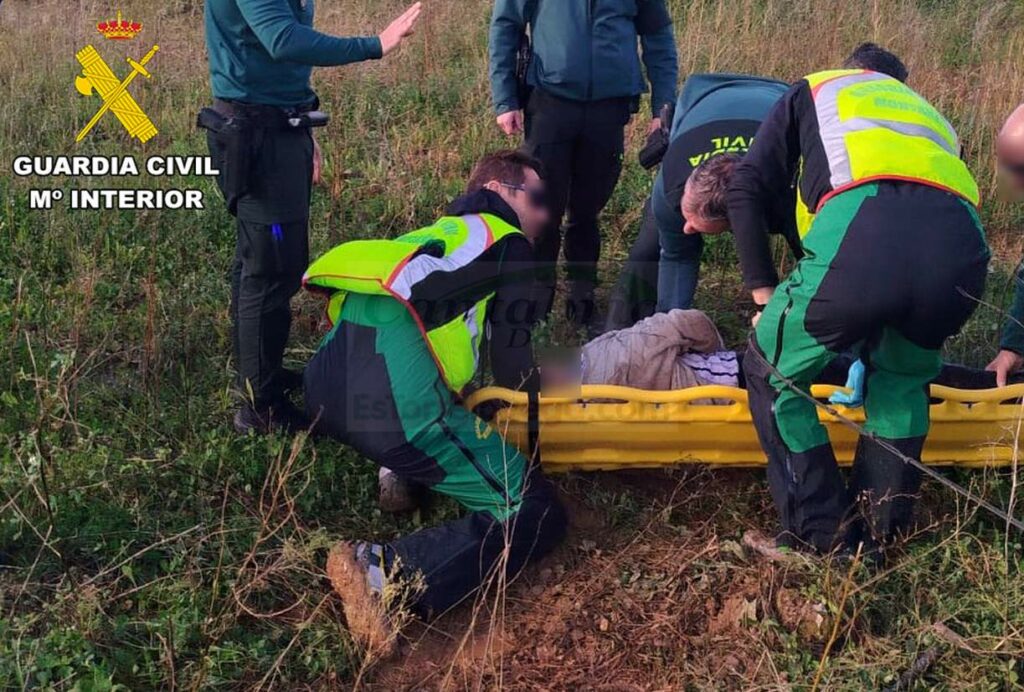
[1001,265,1024,355]
[205,0,382,107]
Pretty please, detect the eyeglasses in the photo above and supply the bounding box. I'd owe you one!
[500,182,547,208]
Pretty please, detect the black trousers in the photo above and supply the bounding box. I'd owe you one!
[208,126,313,407]
[523,89,632,325]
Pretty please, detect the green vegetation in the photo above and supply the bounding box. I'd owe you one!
[1,0,1023,688]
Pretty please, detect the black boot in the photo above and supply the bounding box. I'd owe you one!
[848,435,925,550]
[234,398,312,435]
[770,443,851,554]
[743,345,849,554]
[278,367,305,393]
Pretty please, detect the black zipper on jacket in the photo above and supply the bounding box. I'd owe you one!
[766,280,797,537]
[438,418,510,504]
[431,384,510,504]
[772,286,794,368]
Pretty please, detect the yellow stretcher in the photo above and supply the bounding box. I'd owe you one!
[464,384,1024,473]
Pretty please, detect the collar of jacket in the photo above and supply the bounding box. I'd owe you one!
[445,189,522,231]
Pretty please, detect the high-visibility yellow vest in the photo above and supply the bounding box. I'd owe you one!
[303,213,524,393]
[797,69,979,236]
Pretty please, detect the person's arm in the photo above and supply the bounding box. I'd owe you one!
[636,1,678,117]
[773,187,804,261]
[236,0,382,65]
[489,0,531,117]
[988,265,1024,385]
[489,237,540,390]
[726,82,804,300]
[1001,266,1024,353]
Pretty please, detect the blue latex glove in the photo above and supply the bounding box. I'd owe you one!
[829,359,865,408]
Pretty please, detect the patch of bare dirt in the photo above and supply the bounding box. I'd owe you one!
[365,469,837,691]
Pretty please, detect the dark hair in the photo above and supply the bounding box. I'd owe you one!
[686,154,743,221]
[466,150,544,193]
[843,42,909,82]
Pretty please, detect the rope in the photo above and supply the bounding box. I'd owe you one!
[746,344,1024,533]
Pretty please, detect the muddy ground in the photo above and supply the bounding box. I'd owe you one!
[362,469,859,691]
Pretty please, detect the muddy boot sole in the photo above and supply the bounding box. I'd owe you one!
[326,542,396,658]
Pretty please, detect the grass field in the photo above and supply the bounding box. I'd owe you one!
[2,0,1024,689]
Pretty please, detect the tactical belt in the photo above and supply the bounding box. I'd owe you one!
[211,98,321,130]
[196,99,325,214]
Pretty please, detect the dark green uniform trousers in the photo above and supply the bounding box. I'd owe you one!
[744,182,989,551]
[304,294,566,617]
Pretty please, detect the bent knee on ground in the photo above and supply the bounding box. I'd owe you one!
[512,479,568,554]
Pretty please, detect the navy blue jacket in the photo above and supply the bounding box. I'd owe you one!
[489,0,678,116]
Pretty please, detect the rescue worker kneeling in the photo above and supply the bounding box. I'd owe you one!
[303,151,566,647]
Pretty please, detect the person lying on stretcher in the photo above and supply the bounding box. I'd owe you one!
[551,309,1022,395]
[380,309,1014,513]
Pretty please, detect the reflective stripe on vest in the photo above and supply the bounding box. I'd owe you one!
[804,69,979,213]
[303,213,522,393]
[463,302,484,374]
[389,215,493,300]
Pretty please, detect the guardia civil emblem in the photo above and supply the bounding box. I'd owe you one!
[74,10,159,143]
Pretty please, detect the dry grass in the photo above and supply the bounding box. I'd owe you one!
[2,0,1024,689]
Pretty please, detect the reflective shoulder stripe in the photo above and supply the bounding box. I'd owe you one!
[839,116,957,155]
[811,71,888,188]
[829,72,958,150]
[463,303,483,373]
[805,68,867,94]
[389,214,491,300]
[809,70,963,191]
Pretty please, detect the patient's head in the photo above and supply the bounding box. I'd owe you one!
[539,347,583,393]
[681,153,741,236]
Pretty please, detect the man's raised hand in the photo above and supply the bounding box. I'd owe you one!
[380,2,423,57]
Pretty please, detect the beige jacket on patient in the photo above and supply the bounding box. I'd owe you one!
[581,309,725,390]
